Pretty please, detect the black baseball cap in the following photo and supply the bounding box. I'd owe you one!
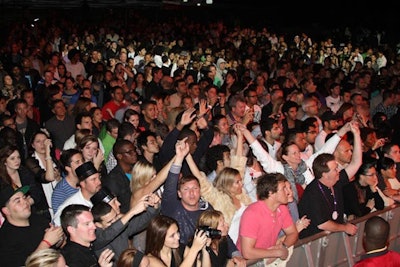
[0,185,30,208]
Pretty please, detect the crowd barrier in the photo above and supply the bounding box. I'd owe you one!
[287,204,400,267]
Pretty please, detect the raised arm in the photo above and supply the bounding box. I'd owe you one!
[343,121,362,180]
[238,123,284,174]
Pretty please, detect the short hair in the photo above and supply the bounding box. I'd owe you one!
[136,130,157,153]
[260,118,278,136]
[60,204,90,237]
[177,127,196,141]
[117,248,145,267]
[257,173,287,200]
[105,118,121,132]
[140,99,157,111]
[91,202,113,223]
[377,157,395,172]
[281,100,299,114]
[117,122,136,140]
[228,94,246,109]
[212,114,227,126]
[50,99,65,110]
[178,174,200,191]
[312,153,336,179]
[364,216,390,250]
[113,139,133,157]
[205,144,230,173]
[60,149,81,172]
[382,142,398,156]
[301,117,318,132]
[74,111,92,127]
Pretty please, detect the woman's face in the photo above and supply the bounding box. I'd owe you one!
[229,174,243,196]
[82,141,99,161]
[5,150,21,171]
[128,114,140,128]
[32,133,48,154]
[92,109,103,123]
[217,216,229,237]
[284,144,302,166]
[164,223,180,249]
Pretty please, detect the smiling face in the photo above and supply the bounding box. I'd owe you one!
[81,141,99,162]
[69,211,97,246]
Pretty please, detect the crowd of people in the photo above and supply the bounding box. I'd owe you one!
[0,7,400,267]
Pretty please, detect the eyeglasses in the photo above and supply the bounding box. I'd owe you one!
[364,173,377,177]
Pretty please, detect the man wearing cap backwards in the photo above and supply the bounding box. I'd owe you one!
[0,185,64,267]
[91,188,161,263]
[314,110,340,152]
[53,161,102,226]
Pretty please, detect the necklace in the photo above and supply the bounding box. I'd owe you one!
[317,181,338,220]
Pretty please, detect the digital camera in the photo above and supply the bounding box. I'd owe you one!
[198,226,222,239]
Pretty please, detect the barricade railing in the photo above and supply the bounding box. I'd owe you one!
[287,204,400,267]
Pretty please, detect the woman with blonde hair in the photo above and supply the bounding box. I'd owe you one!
[25,248,66,267]
[189,210,245,267]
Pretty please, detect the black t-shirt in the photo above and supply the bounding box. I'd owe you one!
[298,170,349,239]
[0,214,49,267]
[61,241,99,267]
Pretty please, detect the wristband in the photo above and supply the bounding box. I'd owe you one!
[42,239,52,247]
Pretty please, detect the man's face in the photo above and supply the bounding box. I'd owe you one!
[232,101,246,118]
[334,140,353,165]
[144,136,160,154]
[15,103,28,119]
[142,104,157,120]
[268,123,282,141]
[113,89,124,103]
[96,208,119,229]
[272,181,289,205]
[178,180,200,211]
[81,173,102,196]
[294,133,308,152]
[78,116,93,131]
[386,145,400,163]
[285,107,298,121]
[2,192,31,221]
[119,143,138,166]
[305,126,318,145]
[69,211,97,245]
[69,153,84,177]
[322,160,340,187]
[325,120,339,131]
[53,102,66,116]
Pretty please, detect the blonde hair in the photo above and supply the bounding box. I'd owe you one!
[197,210,223,229]
[130,160,156,193]
[213,167,240,199]
[25,248,63,267]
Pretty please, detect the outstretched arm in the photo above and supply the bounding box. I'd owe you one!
[344,122,362,180]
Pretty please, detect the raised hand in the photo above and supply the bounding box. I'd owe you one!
[98,248,115,267]
[180,108,197,126]
[175,137,190,159]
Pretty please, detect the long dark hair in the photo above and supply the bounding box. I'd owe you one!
[0,145,20,186]
[145,215,182,266]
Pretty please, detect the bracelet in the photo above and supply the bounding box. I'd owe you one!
[42,239,52,247]
[45,157,52,160]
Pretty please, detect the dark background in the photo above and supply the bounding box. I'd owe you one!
[1,0,400,46]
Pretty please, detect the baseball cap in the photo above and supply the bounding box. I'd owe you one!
[0,185,30,208]
[90,187,116,206]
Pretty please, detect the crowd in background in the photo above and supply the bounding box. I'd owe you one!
[0,7,399,267]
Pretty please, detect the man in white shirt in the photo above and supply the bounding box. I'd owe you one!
[260,117,282,160]
[315,110,339,152]
[53,161,101,226]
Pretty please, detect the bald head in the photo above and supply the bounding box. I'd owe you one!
[363,216,390,251]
